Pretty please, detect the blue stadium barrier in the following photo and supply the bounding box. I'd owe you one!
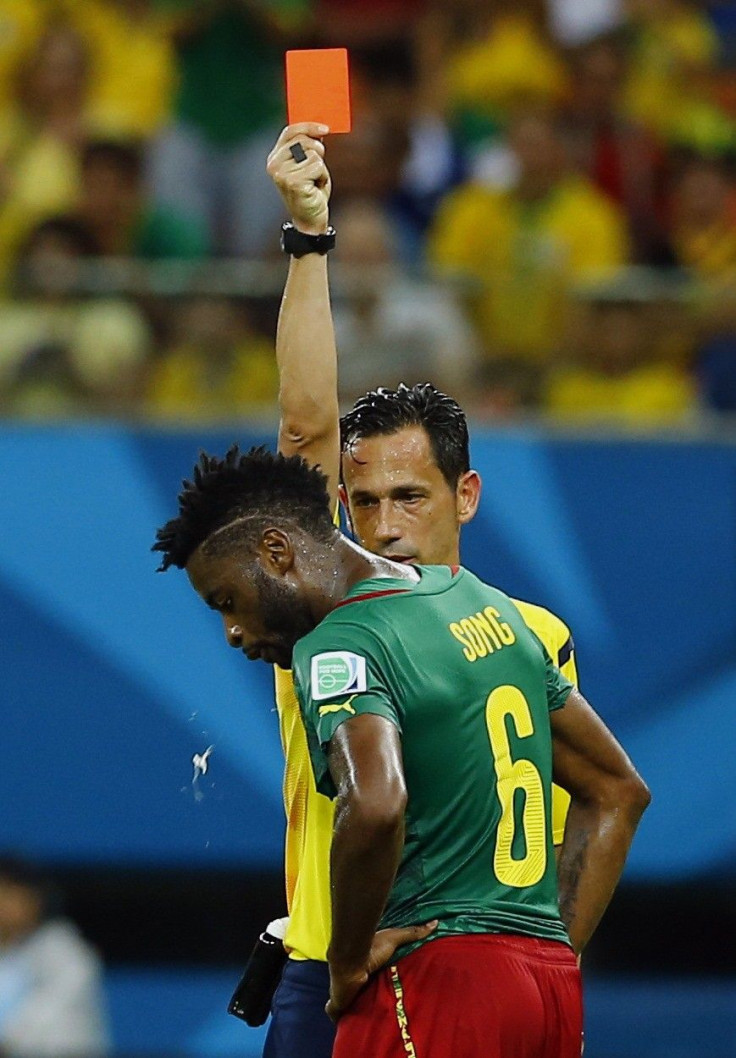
[2,423,733,879]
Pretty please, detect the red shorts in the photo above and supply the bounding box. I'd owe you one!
[333,934,582,1058]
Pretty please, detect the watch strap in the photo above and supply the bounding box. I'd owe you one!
[280,222,336,258]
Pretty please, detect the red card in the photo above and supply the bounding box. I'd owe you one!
[285,48,351,134]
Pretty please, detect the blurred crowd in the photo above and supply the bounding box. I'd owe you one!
[0,855,108,1057]
[1,0,736,425]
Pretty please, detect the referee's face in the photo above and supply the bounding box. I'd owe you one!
[341,425,480,567]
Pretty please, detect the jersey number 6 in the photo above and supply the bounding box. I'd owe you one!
[486,685,547,888]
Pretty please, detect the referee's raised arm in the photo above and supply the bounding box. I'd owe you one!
[551,686,651,954]
[267,122,341,511]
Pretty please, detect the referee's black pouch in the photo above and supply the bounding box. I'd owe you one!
[228,928,288,1027]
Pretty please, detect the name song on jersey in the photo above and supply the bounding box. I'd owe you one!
[449,607,516,662]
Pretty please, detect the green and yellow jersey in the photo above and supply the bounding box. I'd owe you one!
[274,578,578,962]
[293,566,573,950]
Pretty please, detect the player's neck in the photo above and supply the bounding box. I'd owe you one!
[347,536,419,584]
[313,536,419,620]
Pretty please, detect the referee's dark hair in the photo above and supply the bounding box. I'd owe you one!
[153,445,336,572]
[340,383,470,488]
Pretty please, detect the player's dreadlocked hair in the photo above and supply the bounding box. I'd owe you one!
[340,383,470,488]
[153,445,335,572]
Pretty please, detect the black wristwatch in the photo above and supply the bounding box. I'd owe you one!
[280,222,336,258]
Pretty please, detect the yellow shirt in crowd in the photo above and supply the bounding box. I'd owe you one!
[429,177,628,361]
[0,1,45,105]
[0,115,79,284]
[623,3,720,140]
[67,0,176,137]
[145,341,278,421]
[447,14,567,115]
[546,363,695,426]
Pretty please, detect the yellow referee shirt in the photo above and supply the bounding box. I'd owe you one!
[274,595,578,963]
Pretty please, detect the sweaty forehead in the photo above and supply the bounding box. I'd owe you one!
[186,545,241,597]
[342,426,442,491]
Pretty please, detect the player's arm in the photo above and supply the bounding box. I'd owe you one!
[324,715,435,1019]
[551,688,651,955]
[266,123,341,510]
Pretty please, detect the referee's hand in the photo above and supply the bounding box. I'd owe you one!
[266,123,332,236]
[326,920,438,1021]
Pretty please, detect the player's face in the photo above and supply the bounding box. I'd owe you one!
[186,548,315,669]
[341,425,480,566]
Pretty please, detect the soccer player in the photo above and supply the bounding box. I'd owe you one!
[260,124,583,1058]
[153,447,650,1058]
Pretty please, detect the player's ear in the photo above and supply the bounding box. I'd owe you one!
[456,470,481,525]
[258,527,295,575]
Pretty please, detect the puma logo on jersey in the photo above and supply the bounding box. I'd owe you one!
[318,695,358,718]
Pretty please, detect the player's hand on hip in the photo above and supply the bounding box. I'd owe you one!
[326,921,438,1021]
[326,967,369,1022]
[266,123,332,236]
[365,921,438,975]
